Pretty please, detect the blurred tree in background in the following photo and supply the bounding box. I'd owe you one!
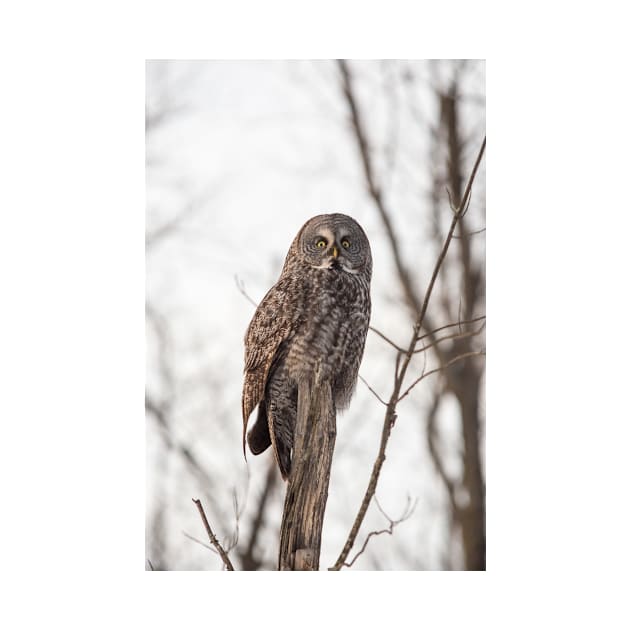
[145,59,485,570]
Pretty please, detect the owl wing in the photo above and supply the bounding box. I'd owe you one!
[242,276,295,457]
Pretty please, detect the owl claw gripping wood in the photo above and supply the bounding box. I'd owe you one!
[242,213,372,480]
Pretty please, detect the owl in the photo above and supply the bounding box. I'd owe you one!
[242,213,372,480]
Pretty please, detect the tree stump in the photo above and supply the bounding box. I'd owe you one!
[278,379,336,570]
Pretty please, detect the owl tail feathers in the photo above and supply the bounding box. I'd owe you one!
[275,444,291,481]
[247,400,272,455]
[247,401,292,481]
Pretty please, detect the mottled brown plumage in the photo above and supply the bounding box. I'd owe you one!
[242,213,372,480]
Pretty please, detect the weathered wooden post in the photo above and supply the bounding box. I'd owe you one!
[278,379,336,570]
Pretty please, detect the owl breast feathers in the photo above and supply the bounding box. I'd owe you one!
[242,213,372,479]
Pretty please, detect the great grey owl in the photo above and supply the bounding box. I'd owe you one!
[242,213,372,480]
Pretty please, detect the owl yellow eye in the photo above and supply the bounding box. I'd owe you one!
[316,239,327,248]
[341,239,350,249]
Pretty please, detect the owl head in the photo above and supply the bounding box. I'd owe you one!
[284,213,372,279]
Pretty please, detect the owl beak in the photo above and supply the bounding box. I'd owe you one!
[331,245,339,259]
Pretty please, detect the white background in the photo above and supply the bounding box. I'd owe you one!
[1,0,629,628]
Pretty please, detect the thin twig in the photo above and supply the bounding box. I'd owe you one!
[343,496,417,568]
[446,187,457,213]
[371,315,486,354]
[192,498,235,570]
[418,338,429,386]
[183,531,216,553]
[234,275,258,308]
[220,491,241,554]
[394,350,403,382]
[369,325,405,353]
[414,136,486,339]
[358,374,388,406]
[398,350,486,404]
[412,321,486,355]
[416,315,486,343]
[461,183,475,218]
[452,227,486,239]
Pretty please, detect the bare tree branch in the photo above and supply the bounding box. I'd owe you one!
[222,488,244,554]
[342,497,417,568]
[331,135,485,570]
[192,498,235,570]
[397,350,486,404]
[412,321,486,356]
[234,274,259,308]
[370,315,486,355]
[368,325,406,353]
[358,374,389,407]
[183,531,216,553]
[452,227,486,239]
[417,315,486,343]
